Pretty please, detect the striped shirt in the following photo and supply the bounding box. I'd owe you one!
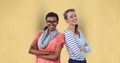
[64,29,91,60]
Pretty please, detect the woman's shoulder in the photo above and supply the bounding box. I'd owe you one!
[35,30,44,36]
[35,30,43,41]
[57,32,64,36]
[78,30,86,37]
[37,30,43,33]
[64,29,71,34]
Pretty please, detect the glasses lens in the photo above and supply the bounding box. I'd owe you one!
[47,21,57,24]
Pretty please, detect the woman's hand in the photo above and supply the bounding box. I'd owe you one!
[80,46,85,51]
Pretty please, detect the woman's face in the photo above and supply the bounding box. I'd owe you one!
[66,11,78,25]
[46,17,58,31]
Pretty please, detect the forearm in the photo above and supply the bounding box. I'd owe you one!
[29,39,53,55]
[38,54,59,60]
[84,46,91,53]
[29,48,53,56]
[80,46,91,53]
[38,43,62,60]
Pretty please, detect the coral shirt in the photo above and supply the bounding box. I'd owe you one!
[35,31,64,63]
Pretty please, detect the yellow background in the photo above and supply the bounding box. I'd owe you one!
[0,0,120,63]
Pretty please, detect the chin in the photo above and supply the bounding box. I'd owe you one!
[74,23,78,25]
[71,23,77,26]
[50,28,55,31]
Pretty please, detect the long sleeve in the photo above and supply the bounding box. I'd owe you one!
[84,41,91,53]
[80,32,91,53]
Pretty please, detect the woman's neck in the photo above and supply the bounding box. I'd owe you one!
[68,25,75,33]
[68,24,79,35]
[48,29,53,34]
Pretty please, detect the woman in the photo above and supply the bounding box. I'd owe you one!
[63,9,91,63]
[29,12,64,63]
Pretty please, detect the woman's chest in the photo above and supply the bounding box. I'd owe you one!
[39,37,59,52]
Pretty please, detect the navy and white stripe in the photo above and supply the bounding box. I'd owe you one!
[64,29,91,60]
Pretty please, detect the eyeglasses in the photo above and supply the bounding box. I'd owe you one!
[46,21,58,24]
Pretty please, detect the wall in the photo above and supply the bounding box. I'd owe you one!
[0,0,120,63]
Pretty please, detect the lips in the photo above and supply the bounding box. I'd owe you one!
[48,24,55,29]
[50,25,54,28]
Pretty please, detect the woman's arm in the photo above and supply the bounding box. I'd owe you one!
[80,32,91,53]
[38,43,62,60]
[79,42,91,53]
[84,42,91,53]
[28,39,53,55]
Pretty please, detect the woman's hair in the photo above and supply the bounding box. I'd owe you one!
[63,9,75,19]
[44,12,59,30]
[63,9,78,32]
